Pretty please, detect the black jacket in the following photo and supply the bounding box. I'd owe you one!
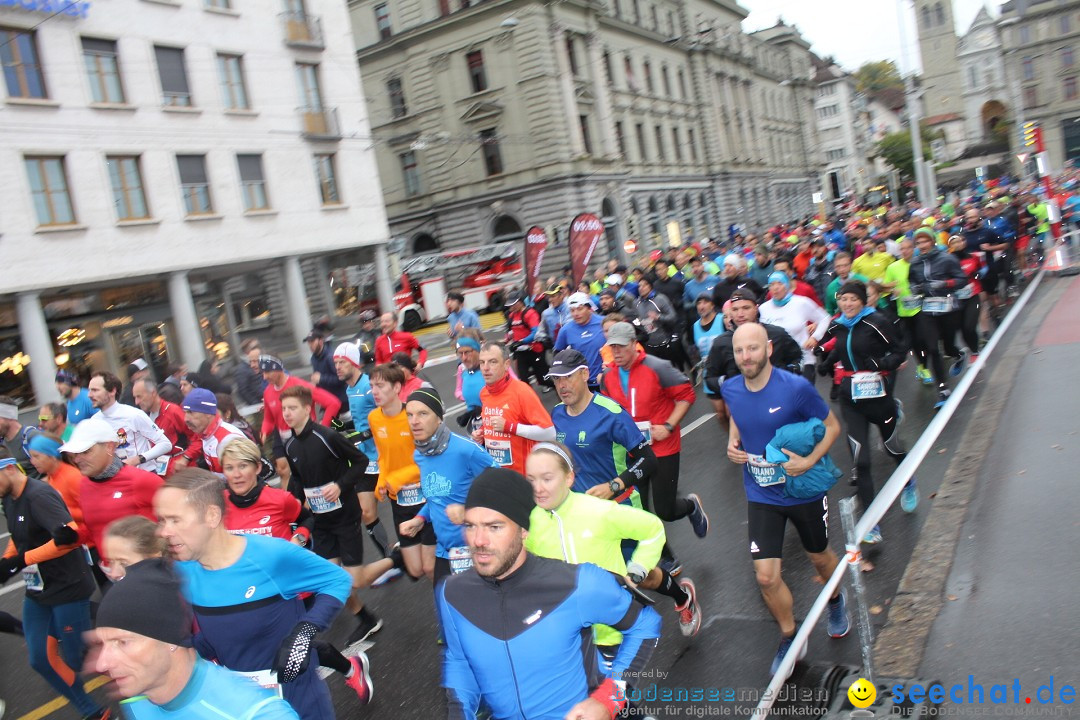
[284,421,368,524]
[704,323,803,394]
[908,247,968,300]
[712,275,764,305]
[821,311,908,376]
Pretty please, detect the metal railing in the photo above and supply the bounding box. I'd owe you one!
[280,12,324,49]
[297,106,340,139]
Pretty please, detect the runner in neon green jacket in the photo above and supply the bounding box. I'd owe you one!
[523,443,702,642]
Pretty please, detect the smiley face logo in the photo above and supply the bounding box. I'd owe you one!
[847,678,876,709]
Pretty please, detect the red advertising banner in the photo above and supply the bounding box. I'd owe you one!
[568,213,604,287]
[524,226,548,288]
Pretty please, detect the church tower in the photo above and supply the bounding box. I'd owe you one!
[915,0,965,120]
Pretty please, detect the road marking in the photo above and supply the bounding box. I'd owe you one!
[16,674,109,720]
[680,412,716,438]
[0,580,25,597]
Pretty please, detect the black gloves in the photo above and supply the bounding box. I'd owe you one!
[456,408,480,428]
[272,621,319,683]
[53,524,78,546]
[0,553,26,584]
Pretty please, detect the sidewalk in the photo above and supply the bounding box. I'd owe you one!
[917,273,1080,697]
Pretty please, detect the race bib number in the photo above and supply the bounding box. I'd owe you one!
[900,295,923,313]
[954,284,974,300]
[747,454,785,487]
[922,296,954,314]
[365,459,379,475]
[304,484,343,514]
[448,546,473,574]
[636,421,653,445]
[850,372,886,400]
[155,457,170,476]
[486,438,513,467]
[235,669,284,699]
[23,564,44,593]
[396,483,424,507]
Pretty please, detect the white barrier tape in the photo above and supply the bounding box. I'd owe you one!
[754,266,1048,716]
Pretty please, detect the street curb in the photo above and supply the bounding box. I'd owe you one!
[873,277,1069,677]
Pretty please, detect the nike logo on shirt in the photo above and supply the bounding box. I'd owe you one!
[769,407,782,413]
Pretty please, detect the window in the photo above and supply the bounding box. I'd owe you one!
[635,122,648,161]
[934,2,944,25]
[296,62,323,110]
[82,38,124,104]
[479,128,502,176]
[217,53,249,110]
[1,27,47,99]
[677,69,686,99]
[237,154,269,211]
[154,46,192,107]
[968,66,977,86]
[1062,14,1072,34]
[826,148,846,161]
[106,156,149,221]
[603,51,613,85]
[668,10,676,36]
[1019,25,1031,44]
[654,124,665,160]
[615,120,626,156]
[643,60,653,94]
[177,155,213,215]
[1064,47,1075,68]
[633,0,641,24]
[24,156,75,226]
[314,153,340,205]
[438,0,450,16]
[921,5,931,29]
[671,126,681,161]
[205,0,231,8]
[650,5,659,30]
[579,115,592,154]
[687,128,698,162]
[400,151,421,196]
[613,0,621,18]
[624,56,638,92]
[1066,76,1078,101]
[374,4,391,40]
[1023,85,1038,108]
[466,50,487,93]
[661,65,671,97]
[566,34,578,76]
[1023,56,1036,81]
[387,77,407,118]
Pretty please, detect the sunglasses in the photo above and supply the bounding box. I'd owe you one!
[38,416,52,423]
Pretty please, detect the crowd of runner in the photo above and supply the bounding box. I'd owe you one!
[0,173,1069,720]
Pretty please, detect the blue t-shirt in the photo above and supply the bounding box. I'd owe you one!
[683,275,720,308]
[417,433,497,558]
[552,394,648,492]
[693,317,727,397]
[553,314,607,384]
[345,375,377,464]
[447,308,481,338]
[67,388,98,426]
[459,367,486,410]
[720,367,830,506]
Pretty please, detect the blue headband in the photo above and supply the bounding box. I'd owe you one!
[456,338,481,352]
[0,458,16,470]
[767,271,791,288]
[27,434,62,459]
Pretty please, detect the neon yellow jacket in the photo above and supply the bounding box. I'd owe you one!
[525,491,665,647]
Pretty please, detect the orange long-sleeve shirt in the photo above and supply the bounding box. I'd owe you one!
[46,461,84,525]
[369,406,420,501]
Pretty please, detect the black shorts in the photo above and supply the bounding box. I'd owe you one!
[391,500,436,548]
[747,497,830,560]
[312,517,365,566]
[356,473,378,494]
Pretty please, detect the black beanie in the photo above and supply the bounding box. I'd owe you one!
[837,280,868,306]
[96,558,193,647]
[465,468,535,530]
[407,387,444,419]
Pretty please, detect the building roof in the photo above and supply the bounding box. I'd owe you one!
[1000,0,1055,15]
[871,87,906,113]
[925,112,964,125]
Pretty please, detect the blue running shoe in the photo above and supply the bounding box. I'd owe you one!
[915,365,933,384]
[901,480,919,513]
[769,634,807,676]
[895,399,905,427]
[827,590,851,638]
[862,525,883,545]
[686,493,709,539]
[949,349,969,377]
[934,388,951,409]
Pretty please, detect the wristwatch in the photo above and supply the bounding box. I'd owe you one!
[137,454,146,465]
[663,422,674,433]
[608,479,623,495]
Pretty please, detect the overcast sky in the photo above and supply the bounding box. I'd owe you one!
[741,0,994,74]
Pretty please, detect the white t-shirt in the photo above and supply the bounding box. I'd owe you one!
[759,295,831,366]
[98,402,173,472]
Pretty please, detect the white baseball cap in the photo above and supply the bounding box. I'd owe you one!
[59,418,119,454]
[567,292,594,308]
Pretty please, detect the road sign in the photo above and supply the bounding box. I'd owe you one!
[1017,152,1029,164]
[623,239,638,254]
[811,192,823,204]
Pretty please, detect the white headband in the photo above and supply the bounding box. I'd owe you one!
[0,403,19,421]
[532,442,574,471]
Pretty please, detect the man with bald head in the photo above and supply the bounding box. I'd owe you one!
[719,323,849,678]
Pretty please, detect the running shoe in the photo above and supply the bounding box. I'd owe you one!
[372,567,403,587]
[686,493,709,539]
[827,590,851,638]
[862,525,883,545]
[949,349,969,377]
[675,579,702,637]
[934,388,951,410]
[769,633,807,676]
[658,557,682,577]
[969,353,980,367]
[901,479,920,513]
[344,653,373,705]
[895,399,905,427]
[346,610,383,647]
[915,365,933,385]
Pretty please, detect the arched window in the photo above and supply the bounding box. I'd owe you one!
[491,215,523,243]
[922,5,932,28]
[412,233,438,254]
[935,2,945,27]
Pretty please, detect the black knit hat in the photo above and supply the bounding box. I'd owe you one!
[406,387,444,419]
[96,558,193,647]
[465,468,536,530]
[837,280,868,305]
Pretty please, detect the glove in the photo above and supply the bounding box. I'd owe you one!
[456,408,479,428]
[626,562,648,586]
[272,621,318,683]
[0,553,26,584]
[817,360,834,377]
[53,524,78,546]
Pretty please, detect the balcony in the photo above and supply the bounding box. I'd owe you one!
[280,12,324,50]
[298,106,340,139]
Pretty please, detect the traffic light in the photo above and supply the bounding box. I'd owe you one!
[1023,121,1039,148]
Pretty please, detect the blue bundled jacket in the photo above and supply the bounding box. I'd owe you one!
[764,418,842,499]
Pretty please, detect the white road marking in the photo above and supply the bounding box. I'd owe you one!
[680,412,717,438]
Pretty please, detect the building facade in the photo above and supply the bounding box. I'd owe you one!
[813,58,873,200]
[1000,0,1080,169]
[0,0,395,407]
[958,7,1009,146]
[349,0,822,271]
[915,0,967,156]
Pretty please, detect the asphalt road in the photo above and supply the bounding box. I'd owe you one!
[0,310,1024,719]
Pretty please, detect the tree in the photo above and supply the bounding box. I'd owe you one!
[874,125,942,182]
[855,60,904,95]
